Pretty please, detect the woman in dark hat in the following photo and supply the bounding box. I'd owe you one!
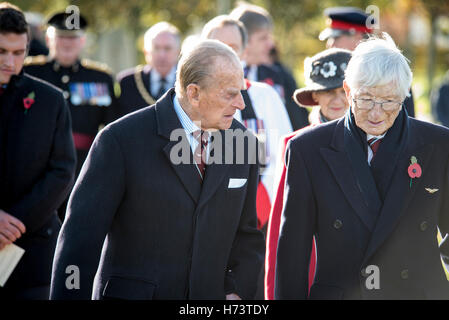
[265,48,351,299]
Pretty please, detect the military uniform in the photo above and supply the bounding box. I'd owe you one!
[24,55,118,176]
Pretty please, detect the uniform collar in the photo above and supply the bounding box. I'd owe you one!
[52,58,80,72]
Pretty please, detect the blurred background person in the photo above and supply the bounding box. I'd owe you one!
[24,11,119,220]
[116,22,181,118]
[230,2,310,131]
[24,11,48,57]
[265,48,352,300]
[431,69,449,128]
[318,6,416,118]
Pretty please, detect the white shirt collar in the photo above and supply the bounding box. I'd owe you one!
[366,133,386,141]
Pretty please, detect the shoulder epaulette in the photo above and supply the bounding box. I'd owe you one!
[24,55,49,66]
[81,58,113,75]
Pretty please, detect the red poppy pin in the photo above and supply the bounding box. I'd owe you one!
[23,91,35,114]
[408,156,422,188]
[263,78,274,86]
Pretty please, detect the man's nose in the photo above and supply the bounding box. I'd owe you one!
[235,92,246,111]
[4,53,14,67]
[368,102,385,117]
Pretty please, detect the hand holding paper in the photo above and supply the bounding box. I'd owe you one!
[0,243,25,287]
[0,209,26,250]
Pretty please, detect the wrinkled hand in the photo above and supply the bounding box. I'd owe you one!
[0,209,26,250]
[226,293,242,300]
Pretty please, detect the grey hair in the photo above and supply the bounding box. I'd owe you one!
[175,39,241,96]
[143,21,181,52]
[201,15,248,50]
[345,32,412,100]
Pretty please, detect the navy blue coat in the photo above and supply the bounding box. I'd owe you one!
[50,89,265,300]
[0,72,76,293]
[275,115,449,299]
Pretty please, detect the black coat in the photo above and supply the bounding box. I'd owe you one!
[275,114,449,299]
[50,89,265,300]
[0,72,76,292]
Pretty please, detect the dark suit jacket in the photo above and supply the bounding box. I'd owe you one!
[275,115,449,299]
[0,72,76,292]
[50,89,265,300]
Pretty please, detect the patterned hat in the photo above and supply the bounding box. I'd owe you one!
[293,48,352,107]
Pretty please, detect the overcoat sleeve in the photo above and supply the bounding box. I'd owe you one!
[225,161,265,300]
[275,139,316,299]
[50,126,125,299]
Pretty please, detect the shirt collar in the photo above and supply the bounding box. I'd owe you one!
[172,94,201,136]
[151,66,176,84]
[367,132,386,141]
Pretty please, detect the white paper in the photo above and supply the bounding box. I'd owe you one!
[228,178,247,189]
[0,243,25,287]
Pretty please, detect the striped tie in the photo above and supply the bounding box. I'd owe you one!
[368,138,382,159]
[193,130,209,180]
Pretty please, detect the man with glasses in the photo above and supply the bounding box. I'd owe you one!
[275,34,449,299]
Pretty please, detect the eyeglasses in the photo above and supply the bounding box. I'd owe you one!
[352,98,403,112]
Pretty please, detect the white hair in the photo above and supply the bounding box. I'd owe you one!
[345,32,412,100]
[143,22,181,52]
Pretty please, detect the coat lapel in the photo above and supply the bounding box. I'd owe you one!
[320,118,379,232]
[156,89,202,204]
[362,126,433,264]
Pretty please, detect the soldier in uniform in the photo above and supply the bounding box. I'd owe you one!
[318,6,415,117]
[230,3,310,131]
[116,22,180,118]
[23,12,118,218]
[0,3,75,299]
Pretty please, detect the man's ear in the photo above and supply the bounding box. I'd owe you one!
[79,35,87,48]
[186,83,201,107]
[343,80,351,101]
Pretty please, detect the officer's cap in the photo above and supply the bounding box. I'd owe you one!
[46,11,88,37]
[319,7,374,41]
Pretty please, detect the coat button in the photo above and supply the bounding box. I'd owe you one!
[420,221,428,231]
[61,75,70,83]
[46,228,53,236]
[333,219,343,229]
[400,269,409,279]
[63,91,70,99]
